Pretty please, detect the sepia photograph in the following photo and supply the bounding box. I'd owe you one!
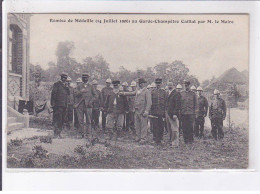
[6,13,249,169]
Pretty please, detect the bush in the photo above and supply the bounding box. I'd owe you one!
[40,136,52,144]
[10,138,23,146]
[32,145,49,158]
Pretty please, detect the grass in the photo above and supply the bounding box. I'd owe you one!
[7,116,248,169]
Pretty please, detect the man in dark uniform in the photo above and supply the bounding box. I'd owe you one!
[180,80,197,144]
[100,79,113,132]
[91,80,101,130]
[51,72,69,138]
[74,73,96,140]
[150,78,167,146]
[209,89,227,140]
[104,80,129,144]
[194,86,208,138]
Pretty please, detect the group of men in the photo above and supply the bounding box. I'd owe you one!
[51,72,227,147]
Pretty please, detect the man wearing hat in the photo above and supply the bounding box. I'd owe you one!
[64,76,74,130]
[194,86,208,138]
[51,72,70,138]
[165,81,181,147]
[119,78,152,143]
[104,80,129,143]
[209,89,226,140]
[91,80,101,130]
[100,78,113,132]
[74,73,97,139]
[180,80,198,144]
[128,81,137,134]
[122,82,130,132]
[73,78,82,129]
[150,78,167,145]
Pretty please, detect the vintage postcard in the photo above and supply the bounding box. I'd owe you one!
[6,13,249,169]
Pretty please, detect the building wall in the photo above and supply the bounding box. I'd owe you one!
[7,14,31,107]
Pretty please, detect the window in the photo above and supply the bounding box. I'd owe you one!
[9,24,23,75]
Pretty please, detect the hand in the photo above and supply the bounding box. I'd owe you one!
[80,88,87,92]
[143,111,149,117]
[118,92,124,96]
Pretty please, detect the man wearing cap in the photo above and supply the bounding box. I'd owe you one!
[74,73,97,139]
[165,81,181,147]
[104,80,129,143]
[180,80,198,144]
[73,78,82,129]
[100,79,113,132]
[150,78,167,145]
[51,72,70,138]
[191,85,197,93]
[209,89,226,140]
[194,86,208,138]
[91,80,101,130]
[64,76,74,130]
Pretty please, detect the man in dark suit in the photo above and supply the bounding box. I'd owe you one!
[165,81,181,147]
[104,80,129,144]
[51,72,69,138]
[74,73,96,139]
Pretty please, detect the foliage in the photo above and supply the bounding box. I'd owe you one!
[32,145,49,158]
[10,138,23,146]
[40,136,53,144]
[30,41,200,87]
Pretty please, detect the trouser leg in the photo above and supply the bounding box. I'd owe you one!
[194,117,200,137]
[188,115,194,143]
[166,113,172,142]
[74,108,79,129]
[158,116,164,143]
[102,111,107,130]
[135,113,141,141]
[86,108,93,138]
[199,116,205,137]
[129,111,135,133]
[181,115,189,144]
[125,112,130,131]
[211,119,218,140]
[140,114,148,140]
[106,113,115,141]
[92,109,100,129]
[217,118,224,139]
[53,106,66,136]
[76,105,86,136]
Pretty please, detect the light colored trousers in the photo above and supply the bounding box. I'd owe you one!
[76,105,93,137]
[135,112,148,141]
[165,112,179,145]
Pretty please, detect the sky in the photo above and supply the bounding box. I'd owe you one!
[29,14,249,82]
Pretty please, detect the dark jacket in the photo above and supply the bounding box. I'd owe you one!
[209,97,226,120]
[105,90,129,114]
[150,88,167,116]
[180,90,197,115]
[166,89,181,117]
[51,80,69,107]
[74,82,96,108]
[197,95,208,117]
[92,89,101,110]
[101,86,113,107]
